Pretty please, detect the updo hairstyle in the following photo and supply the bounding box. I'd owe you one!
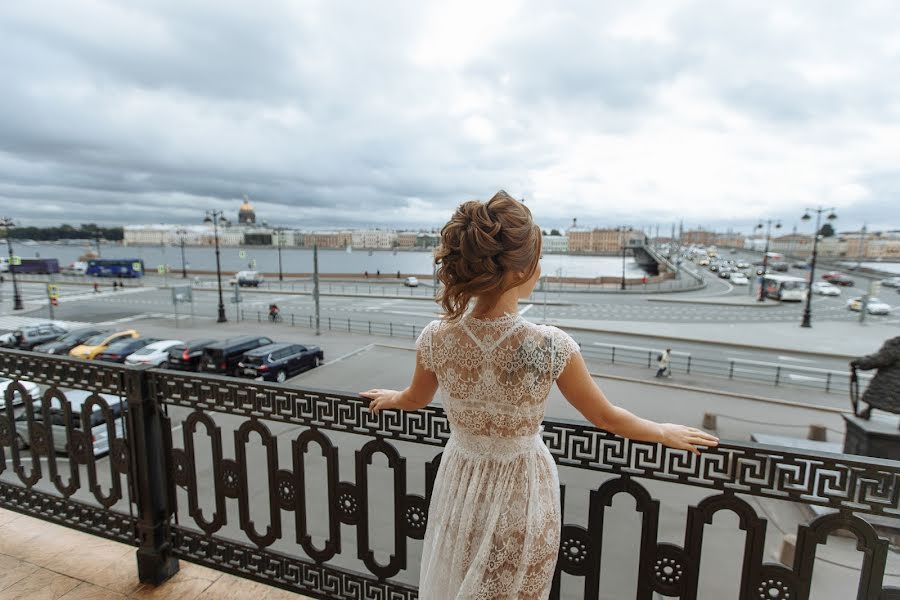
[434,190,542,322]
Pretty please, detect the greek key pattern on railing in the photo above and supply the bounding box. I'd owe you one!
[0,483,137,545]
[0,349,124,395]
[171,526,418,600]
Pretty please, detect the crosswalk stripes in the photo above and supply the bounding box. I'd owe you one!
[0,315,94,332]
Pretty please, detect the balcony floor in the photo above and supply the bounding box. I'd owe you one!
[0,508,311,600]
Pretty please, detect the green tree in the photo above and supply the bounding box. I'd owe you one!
[818,223,835,237]
[550,229,561,236]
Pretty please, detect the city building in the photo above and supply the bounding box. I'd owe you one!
[681,228,717,246]
[770,234,814,256]
[351,229,398,249]
[541,234,568,253]
[566,227,641,254]
[238,197,256,225]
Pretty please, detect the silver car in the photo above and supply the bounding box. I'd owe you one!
[14,390,125,457]
[0,377,41,410]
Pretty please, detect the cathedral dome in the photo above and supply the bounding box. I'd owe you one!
[238,197,256,225]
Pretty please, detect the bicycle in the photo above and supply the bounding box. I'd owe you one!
[268,311,283,323]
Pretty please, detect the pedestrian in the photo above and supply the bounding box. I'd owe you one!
[93,282,99,293]
[642,275,647,286]
[364,270,369,279]
[397,270,401,278]
[360,190,716,598]
[655,348,672,378]
[113,280,118,291]
[118,279,125,288]
[850,336,900,417]
[376,269,380,278]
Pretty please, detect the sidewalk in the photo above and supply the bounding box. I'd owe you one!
[548,317,899,358]
[0,508,310,599]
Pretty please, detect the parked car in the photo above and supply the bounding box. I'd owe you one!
[2,322,68,350]
[96,338,160,363]
[718,269,732,279]
[881,276,900,288]
[237,342,324,383]
[822,272,855,286]
[770,262,789,272]
[165,338,220,371]
[0,377,41,410]
[730,273,749,285]
[404,276,419,287]
[69,330,139,360]
[697,258,710,266]
[201,335,274,375]
[811,281,841,296]
[736,261,750,269]
[124,340,184,367]
[33,327,109,355]
[791,261,811,269]
[230,270,263,287]
[14,390,124,457]
[708,264,719,272]
[847,297,891,315]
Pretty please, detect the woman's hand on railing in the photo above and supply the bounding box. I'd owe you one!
[659,423,719,456]
[360,388,401,414]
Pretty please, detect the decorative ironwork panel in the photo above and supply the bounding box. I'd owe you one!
[0,348,125,395]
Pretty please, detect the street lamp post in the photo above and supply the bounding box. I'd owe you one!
[755,219,782,302]
[177,228,188,278]
[1,217,23,310]
[275,227,284,282]
[204,210,228,323]
[800,207,837,328]
[619,226,627,290]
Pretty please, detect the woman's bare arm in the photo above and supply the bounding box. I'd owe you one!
[361,351,438,413]
[556,352,718,454]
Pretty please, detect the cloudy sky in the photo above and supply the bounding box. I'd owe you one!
[1,1,899,234]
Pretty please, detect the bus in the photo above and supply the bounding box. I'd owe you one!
[85,259,145,278]
[762,274,808,301]
[10,258,60,274]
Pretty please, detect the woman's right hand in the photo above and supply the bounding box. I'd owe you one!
[659,423,719,455]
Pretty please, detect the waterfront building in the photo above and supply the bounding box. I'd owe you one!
[541,234,568,253]
[351,229,397,249]
[682,228,717,246]
[566,227,640,254]
[770,233,814,256]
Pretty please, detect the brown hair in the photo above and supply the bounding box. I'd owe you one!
[434,190,542,322]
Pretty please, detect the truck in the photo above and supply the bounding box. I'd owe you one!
[10,258,60,274]
[230,270,264,287]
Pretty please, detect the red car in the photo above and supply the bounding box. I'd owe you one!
[822,272,855,286]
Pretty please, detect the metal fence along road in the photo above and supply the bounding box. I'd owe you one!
[241,309,869,396]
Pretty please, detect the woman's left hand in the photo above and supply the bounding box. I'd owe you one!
[360,389,400,414]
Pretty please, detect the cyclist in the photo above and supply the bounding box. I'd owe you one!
[268,303,281,322]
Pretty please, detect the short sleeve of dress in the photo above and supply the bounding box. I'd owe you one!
[550,326,581,381]
[415,320,437,372]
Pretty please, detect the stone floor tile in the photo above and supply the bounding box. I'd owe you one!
[0,553,39,593]
[192,574,312,600]
[0,567,80,600]
[126,567,215,600]
[0,508,22,528]
[58,581,126,600]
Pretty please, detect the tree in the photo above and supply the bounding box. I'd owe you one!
[818,223,835,237]
[550,229,561,236]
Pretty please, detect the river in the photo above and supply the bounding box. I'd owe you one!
[9,242,648,278]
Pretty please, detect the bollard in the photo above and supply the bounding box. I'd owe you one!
[702,413,717,431]
[348,318,351,332]
[808,424,827,441]
[291,313,295,326]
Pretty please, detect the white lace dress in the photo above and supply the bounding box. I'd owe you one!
[415,312,581,599]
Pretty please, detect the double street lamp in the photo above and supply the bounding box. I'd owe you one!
[755,219,781,302]
[275,227,284,282]
[618,226,628,290]
[176,228,188,278]
[1,217,23,311]
[203,210,229,323]
[800,207,837,328]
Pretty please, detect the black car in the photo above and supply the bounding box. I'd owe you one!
[201,335,274,376]
[95,338,158,363]
[33,327,110,355]
[165,338,219,371]
[6,323,69,350]
[770,262,789,272]
[237,343,324,383]
[708,264,719,272]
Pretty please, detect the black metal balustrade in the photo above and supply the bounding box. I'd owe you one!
[0,347,898,599]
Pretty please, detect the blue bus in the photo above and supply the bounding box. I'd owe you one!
[86,259,145,278]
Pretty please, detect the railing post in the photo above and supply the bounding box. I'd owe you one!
[611,347,616,364]
[686,355,692,374]
[775,366,781,386]
[390,322,393,337]
[825,372,831,393]
[125,366,179,585]
[729,361,734,379]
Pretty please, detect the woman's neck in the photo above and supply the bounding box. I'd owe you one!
[471,295,519,318]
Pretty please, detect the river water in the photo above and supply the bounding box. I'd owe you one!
[10,242,647,278]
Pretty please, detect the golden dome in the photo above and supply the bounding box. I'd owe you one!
[240,200,254,212]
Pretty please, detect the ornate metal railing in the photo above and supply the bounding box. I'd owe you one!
[0,347,898,599]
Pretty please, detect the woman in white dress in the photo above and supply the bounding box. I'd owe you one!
[361,191,719,599]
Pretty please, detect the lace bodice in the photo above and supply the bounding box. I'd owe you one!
[415,312,580,438]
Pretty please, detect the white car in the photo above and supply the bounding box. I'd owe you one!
[404,276,419,287]
[125,340,184,367]
[14,390,124,457]
[847,297,892,315]
[882,276,900,288]
[730,273,749,285]
[811,281,841,296]
[0,377,41,409]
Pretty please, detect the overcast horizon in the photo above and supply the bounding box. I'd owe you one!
[1,1,899,233]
